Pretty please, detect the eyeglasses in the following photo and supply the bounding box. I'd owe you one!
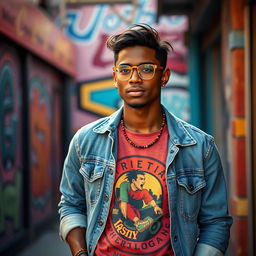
[113,63,164,81]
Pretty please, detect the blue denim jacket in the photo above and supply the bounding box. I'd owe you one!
[58,106,232,256]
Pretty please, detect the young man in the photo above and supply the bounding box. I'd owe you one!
[58,24,232,256]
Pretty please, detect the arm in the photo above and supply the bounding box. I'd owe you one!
[148,200,163,215]
[195,139,233,255]
[120,201,128,218]
[141,190,162,215]
[58,132,88,251]
[119,182,130,218]
[66,227,87,256]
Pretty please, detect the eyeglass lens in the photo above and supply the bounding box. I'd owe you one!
[117,64,156,80]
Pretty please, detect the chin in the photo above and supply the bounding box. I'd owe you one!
[127,102,147,109]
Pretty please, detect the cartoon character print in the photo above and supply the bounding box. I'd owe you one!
[99,156,171,255]
[115,169,163,236]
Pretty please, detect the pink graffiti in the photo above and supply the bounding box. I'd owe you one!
[93,34,112,67]
[92,32,187,75]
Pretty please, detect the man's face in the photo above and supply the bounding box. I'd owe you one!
[113,46,169,109]
[133,174,145,190]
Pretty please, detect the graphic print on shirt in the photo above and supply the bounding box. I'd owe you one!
[105,155,170,254]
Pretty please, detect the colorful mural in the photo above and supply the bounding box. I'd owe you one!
[0,1,76,76]
[0,43,23,246]
[0,2,70,253]
[52,88,63,204]
[61,0,189,130]
[28,56,62,224]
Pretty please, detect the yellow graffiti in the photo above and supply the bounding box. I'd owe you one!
[54,36,72,63]
[32,22,51,49]
[80,79,117,116]
[15,6,27,37]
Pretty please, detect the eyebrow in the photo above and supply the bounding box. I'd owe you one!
[118,62,155,66]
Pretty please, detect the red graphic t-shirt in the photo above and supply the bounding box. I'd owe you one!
[95,124,174,256]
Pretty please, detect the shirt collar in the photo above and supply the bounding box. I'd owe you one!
[93,106,197,147]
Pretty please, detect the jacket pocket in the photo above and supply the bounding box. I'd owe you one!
[79,162,105,205]
[177,173,206,221]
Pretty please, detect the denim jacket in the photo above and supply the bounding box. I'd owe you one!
[58,106,232,256]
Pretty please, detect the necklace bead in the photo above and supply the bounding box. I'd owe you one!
[120,113,166,149]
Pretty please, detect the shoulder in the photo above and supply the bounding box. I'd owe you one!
[74,108,122,139]
[120,181,130,188]
[69,116,111,152]
[76,116,110,136]
[168,110,213,140]
[164,109,215,153]
[180,118,214,142]
[176,118,218,159]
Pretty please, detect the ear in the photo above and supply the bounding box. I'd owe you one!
[161,68,171,87]
[113,71,118,88]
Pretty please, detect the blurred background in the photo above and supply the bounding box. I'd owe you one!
[0,0,255,255]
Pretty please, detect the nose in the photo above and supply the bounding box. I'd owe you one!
[129,67,142,82]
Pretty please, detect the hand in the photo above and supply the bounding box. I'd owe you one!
[154,205,163,215]
[74,251,88,256]
[120,201,128,218]
[73,248,88,256]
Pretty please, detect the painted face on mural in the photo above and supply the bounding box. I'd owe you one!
[113,46,170,109]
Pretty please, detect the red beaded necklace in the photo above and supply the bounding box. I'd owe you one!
[120,113,166,149]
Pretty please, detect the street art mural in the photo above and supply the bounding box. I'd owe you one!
[0,43,23,246]
[27,57,63,224]
[52,90,63,204]
[62,0,189,131]
[0,2,71,252]
[28,56,54,224]
[0,44,64,253]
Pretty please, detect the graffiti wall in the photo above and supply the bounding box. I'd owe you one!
[27,55,62,224]
[0,2,72,253]
[0,42,24,246]
[62,0,189,131]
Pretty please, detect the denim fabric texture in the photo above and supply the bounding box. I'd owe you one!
[58,106,233,256]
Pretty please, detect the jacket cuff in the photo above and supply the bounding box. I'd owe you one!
[59,213,87,241]
[194,243,223,256]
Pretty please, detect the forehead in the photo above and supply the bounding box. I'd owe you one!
[137,174,145,179]
[116,46,159,66]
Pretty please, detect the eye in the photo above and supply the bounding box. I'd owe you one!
[141,64,154,73]
[118,66,131,74]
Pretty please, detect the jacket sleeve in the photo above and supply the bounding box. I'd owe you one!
[195,138,233,254]
[194,243,223,256]
[58,131,87,241]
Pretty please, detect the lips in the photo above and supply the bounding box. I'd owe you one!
[126,87,145,97]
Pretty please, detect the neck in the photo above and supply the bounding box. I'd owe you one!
[130,183,137,191]
[122,105,163,133]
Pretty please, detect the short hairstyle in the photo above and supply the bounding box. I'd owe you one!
[126,170,145,183]
[106,23,173,68]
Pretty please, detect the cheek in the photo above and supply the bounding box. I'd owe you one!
[115,81,126,92]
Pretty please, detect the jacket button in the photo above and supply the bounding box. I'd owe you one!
[170,149,174,154]
[98,220,104,226]
[174,235,178,242]
[104,195,109,201]
[188,183,194,190]
[109,169,114,175]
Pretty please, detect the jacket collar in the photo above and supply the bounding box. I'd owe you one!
[93,106,197,147]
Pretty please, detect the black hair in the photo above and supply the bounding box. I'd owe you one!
[106,23,173,68]
[126,170,145,183]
